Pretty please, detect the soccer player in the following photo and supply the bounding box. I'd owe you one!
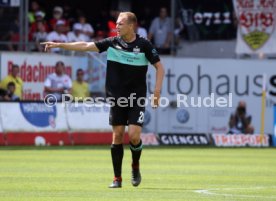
[41,12,164,188]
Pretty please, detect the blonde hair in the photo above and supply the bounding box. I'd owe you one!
[119,12,137,26]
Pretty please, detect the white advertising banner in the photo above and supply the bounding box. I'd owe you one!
[65,103,111,131]
[0,53,274,135]
[142,105,157,133]
[0,102,67,132]
[0,52,88,100]
[147,57,275,134]
[233,0,276,54]
[88,52,107,93]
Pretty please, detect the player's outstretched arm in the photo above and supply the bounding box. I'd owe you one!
[40,41,99,52]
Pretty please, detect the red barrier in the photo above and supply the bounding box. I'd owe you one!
[71,132,129,145]
[5,132,71,146]
[3,132,130,146]
[0,134,5,145]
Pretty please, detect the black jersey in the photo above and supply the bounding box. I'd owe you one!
[95,34,160,98]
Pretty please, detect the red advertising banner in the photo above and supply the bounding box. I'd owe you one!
[5,132,71,146]
[212,134,270,147]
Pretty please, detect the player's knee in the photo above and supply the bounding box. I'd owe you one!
[128,125,142,145]
[113,132,124,144]
[128,134,140,145]
[112,126,125,144]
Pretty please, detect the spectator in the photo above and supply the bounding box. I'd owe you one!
[32,20,48,52]
[28,1,44,24]
[228,101,254,134]
[107,9,119,37]
[67,23,88,42]
[49,6,69,32]
[148,7,172,54]
[46,20,68,53]
[44,61,72,102]
[71,69,89,100]
[0,64,23,99]
[137,22,147,38]
[29,11,49,40]
[0,82,20,101]
[77,15,95,41]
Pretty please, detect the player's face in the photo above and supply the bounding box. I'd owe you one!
[116,15,132,37]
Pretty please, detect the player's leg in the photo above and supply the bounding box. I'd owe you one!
[109,106,127,188]
[128,124,143,165]
[128,106,144,187]
[109,125,125,188]
[128,124,143,187]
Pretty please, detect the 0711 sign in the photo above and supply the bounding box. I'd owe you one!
[194,12,232,26]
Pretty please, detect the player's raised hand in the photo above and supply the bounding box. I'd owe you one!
[40,42,59,52]
[151,90,160,108]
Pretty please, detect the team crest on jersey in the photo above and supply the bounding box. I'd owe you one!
[115,45,122,50]
[133,46,140,54]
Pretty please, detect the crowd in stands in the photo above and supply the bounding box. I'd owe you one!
[1,0,183,55]
[0,1,180,102]
[28,2,97,53]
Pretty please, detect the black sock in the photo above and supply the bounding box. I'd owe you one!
[111,144,124,179]
[129,140,142,168]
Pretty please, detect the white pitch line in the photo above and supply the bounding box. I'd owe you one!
[195,189,215,195]
[194,186,276,199]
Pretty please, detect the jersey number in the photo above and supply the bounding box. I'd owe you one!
[138,111,144,123]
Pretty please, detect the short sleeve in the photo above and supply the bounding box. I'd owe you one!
[44,75,51,87]
[144,40,160,65]
[67,77,72,88]
[95,37,113,53]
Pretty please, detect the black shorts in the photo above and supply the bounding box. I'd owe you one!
[109,104,146,127]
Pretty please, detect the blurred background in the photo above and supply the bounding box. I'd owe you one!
[0,0,275,147]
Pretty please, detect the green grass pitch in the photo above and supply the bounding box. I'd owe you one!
[0,146,276,201]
